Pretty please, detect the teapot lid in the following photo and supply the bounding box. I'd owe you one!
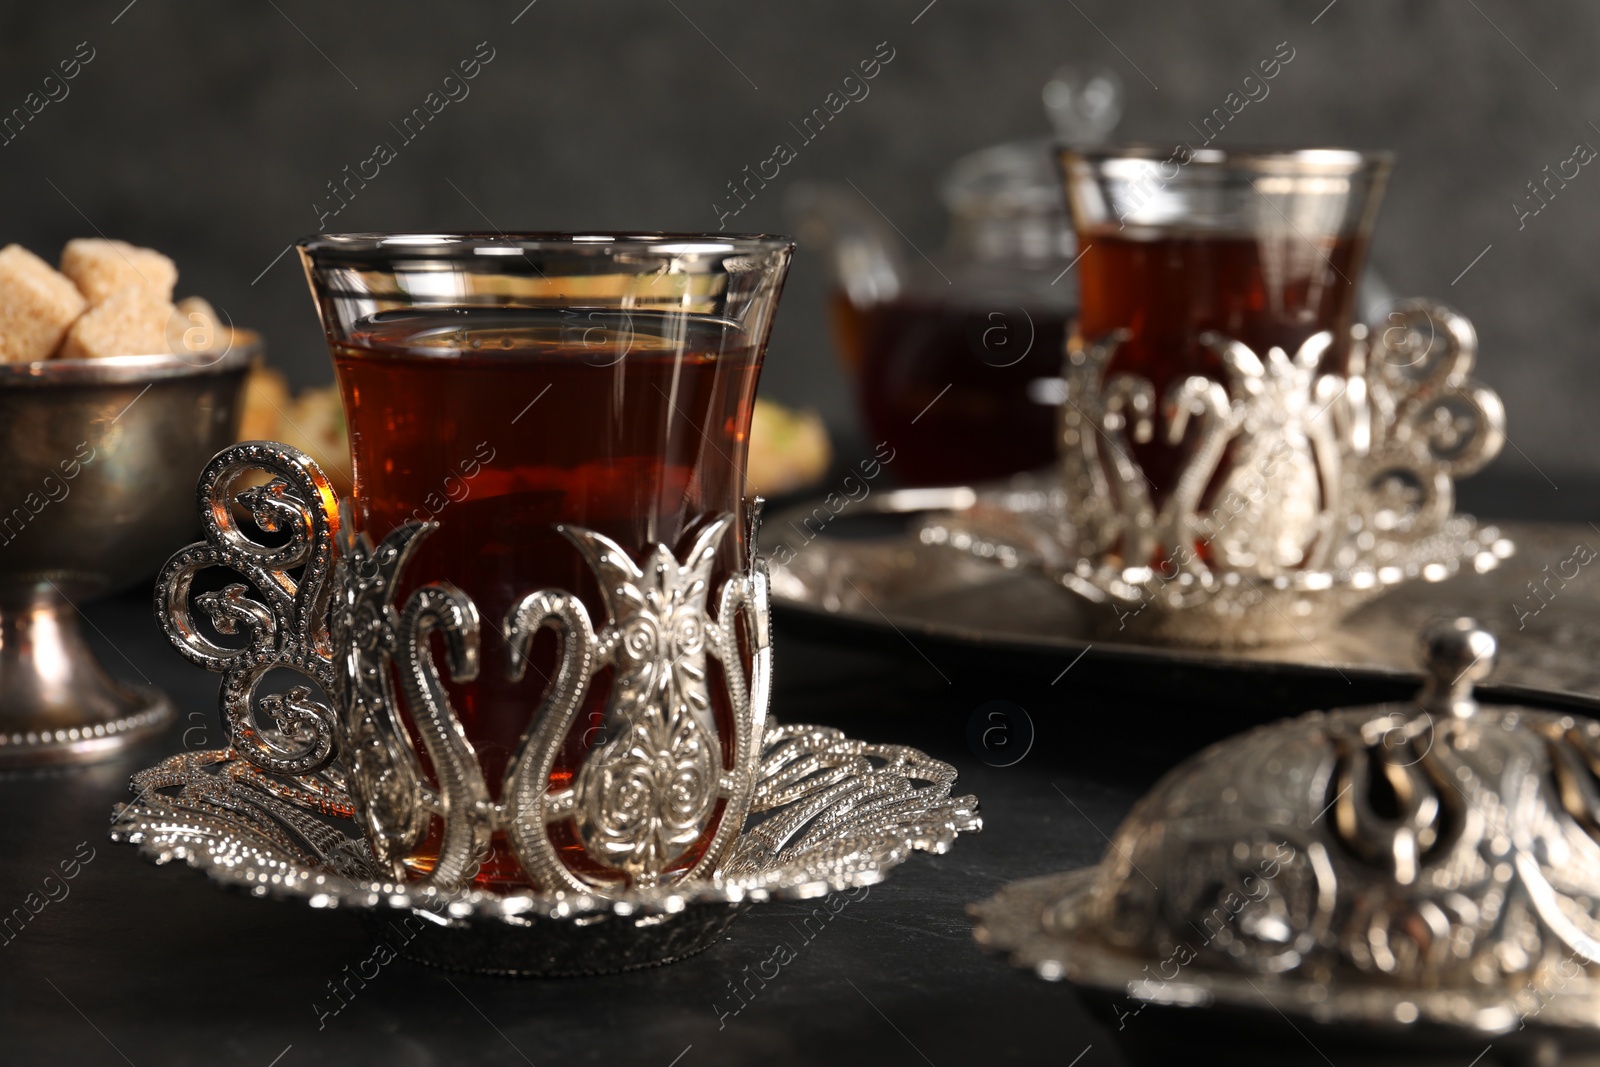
[940,66,1123,220]
[941,138,1067,219]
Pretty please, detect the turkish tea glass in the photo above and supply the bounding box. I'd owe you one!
[1060,146,1391,506]
[298,233,793,889]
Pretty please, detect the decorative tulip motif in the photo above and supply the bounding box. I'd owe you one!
[501,514,765,893]
[1194,330,1332,574]
[563,519,729,879]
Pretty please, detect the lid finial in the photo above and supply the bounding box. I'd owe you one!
[1416,616,1496,718]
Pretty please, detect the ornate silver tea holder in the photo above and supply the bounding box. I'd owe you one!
[972,618,1600,1049]
[924,300,1511,647]
[109,442,980,974]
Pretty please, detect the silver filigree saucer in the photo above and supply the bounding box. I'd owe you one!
[921,472,1513,647]
[111,723,980,975]
[970,619,1600,1044]
[121,440,979,973]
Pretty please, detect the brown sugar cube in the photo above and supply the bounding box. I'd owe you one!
[166,296,228,356]
[60,238,177,305]
[0,244,88,363]
[58,284,174,360]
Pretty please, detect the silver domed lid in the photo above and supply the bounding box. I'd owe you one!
[973,618,1600,1036]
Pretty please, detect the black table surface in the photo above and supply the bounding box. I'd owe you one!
[2,525,1589,1067]
[0,581,1167,1067]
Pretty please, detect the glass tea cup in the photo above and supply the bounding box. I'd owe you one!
[1057,147,1391,570]
[297,232,793,890]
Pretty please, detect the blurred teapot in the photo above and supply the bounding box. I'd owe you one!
[788,67,1123,486]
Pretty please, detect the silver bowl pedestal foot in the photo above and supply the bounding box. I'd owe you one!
[0,586,172,767]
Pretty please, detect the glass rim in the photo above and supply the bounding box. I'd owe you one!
[1061,144,1394,175]
[297,231,795,261]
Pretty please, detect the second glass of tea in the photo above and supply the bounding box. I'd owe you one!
[1059,146,1391,503]
[298,232,793,889]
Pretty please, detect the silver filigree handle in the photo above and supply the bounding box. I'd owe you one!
[156,443,340,775]
[1355,301,1506,547]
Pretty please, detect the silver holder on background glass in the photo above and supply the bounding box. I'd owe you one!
[926,300,1511,647]
[112,442,979,973]
[972,618,1600,1046]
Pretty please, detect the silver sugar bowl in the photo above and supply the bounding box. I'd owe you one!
[0,343,253,766]
[973,618,1600,1060]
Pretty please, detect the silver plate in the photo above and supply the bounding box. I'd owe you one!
[108,723,980,976]
[766,486,1600,704]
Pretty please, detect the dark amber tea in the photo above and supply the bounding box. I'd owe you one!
[831,291,1069,487]
[1074,228,1367,494]
[335,307,760,887]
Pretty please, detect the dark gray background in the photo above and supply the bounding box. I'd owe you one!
[0,0,1594,496]
[2,7,1596,1064]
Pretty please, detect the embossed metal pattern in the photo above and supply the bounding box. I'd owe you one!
[501,519,759,892]
[109,724,980,975]
[153,442,818,901]
[925,301,1510,646]
[922,473,1511,647]
[155,442,342,776]
[971,620,1600,1035]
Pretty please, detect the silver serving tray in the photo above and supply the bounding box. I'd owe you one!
[764,485,1600,705]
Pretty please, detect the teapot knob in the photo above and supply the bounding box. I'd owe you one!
[1043,65,1123,145]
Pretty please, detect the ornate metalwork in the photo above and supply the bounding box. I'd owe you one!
[972,618,1600,1036]
[502,518,766,891]
[156,442,342,775]
[332,521,487,889]
[109,724,980,975]
[920,471,1511,647]
[927,301,1509,646]
[155,442,782,898]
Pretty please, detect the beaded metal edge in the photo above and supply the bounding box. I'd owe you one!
[920,477,1513,647]
[109,723,981,975]
[970,869,1600,1037]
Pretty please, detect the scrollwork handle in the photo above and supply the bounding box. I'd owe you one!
[1367,301,1503,476]
[155,443,341,776]
[247,686,338,773]
[1369,300,1476,396]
